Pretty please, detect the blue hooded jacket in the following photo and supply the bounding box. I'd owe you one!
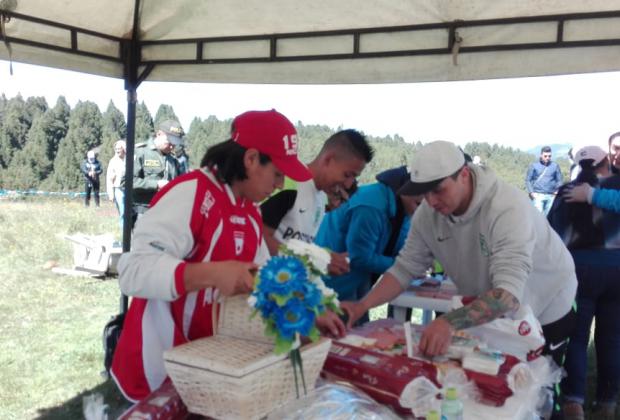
[315,167,411,301]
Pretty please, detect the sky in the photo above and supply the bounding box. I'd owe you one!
[2,59,619,153]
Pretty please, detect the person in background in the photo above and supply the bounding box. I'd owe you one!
[106,139,126,229]
[111,110,346,402]
[126,119,184,225]
[525,145,563,216]
[81,150,102,207]
[564,132,620,210]
[342,141,577,420]
[547,145,620,420]
[260,129,374,276]
[325,179,358,212]
[315,166,422,324]
[567,147,581,181]
[174,144,190,175]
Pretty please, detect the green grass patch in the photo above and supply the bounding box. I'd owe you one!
[0,199,127,419]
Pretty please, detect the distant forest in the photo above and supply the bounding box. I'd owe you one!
[0,94,569,192]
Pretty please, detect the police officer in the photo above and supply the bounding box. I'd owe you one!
[129,119,185,223]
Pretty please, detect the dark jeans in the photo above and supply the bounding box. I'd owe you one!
[542,307,577,419]
[562,264,620,406]
[85,181,100,207]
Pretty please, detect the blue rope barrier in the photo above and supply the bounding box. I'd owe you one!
[0,189,110,198]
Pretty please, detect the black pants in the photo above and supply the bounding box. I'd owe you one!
[85,181,100,207]
[541,307,578,420]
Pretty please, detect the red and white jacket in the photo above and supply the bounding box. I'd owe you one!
[111,168,264,402]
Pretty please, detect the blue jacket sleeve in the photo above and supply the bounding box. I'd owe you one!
[525,164,535,193]
[592,188,620,213]
[346,206,394,274]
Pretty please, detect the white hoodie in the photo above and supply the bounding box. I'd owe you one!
[389,164,577,325]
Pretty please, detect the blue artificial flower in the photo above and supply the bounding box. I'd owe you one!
[274,297,316,340]
[257,256,307,296]
[295,281,322,308]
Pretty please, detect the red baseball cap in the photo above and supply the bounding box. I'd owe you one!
[232,110,312,182]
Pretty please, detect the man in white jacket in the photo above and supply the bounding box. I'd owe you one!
[342,141,577,419]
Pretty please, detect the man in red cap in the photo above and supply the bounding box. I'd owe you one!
[111,110,319,401]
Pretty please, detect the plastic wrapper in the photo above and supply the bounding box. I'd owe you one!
[267,382,400,420]
[462,356,563,419]
[453,301,546,362]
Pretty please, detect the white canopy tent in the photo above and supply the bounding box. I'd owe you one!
[2,0,620,286]
[2,1,620,84]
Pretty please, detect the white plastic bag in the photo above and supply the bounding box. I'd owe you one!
[453,300,545,361]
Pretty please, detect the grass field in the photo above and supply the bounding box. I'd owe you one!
[0,198,607,419]
[0,198,128,419]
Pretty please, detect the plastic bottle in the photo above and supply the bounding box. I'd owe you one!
[426,409,441,420]
[441,387,464,420]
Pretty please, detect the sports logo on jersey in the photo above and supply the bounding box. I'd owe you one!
[234,231,245,255]
[200,191,215,216]
[230,215,246,225]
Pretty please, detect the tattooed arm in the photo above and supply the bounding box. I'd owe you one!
[443,287,520,329]
[418,288,519,356]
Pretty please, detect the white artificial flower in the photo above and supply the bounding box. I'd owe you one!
[285,239,330,274]
[311,275,335,297]
[247,295,257,308]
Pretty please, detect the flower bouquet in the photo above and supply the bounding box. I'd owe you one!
[248,239,341,397]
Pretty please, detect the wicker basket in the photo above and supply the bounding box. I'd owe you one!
[164,294,331,420]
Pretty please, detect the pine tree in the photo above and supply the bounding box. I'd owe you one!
[98,100,127,183]
[48,100,103,191]
[153,104,179,128]
[185,115,232,167]
[135,101,154,144]
[0,95,31,168]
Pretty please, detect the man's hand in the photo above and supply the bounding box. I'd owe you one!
[316,310,346,338]
[339,301,366,329]
[157,179,169,190]
[528,192,535,200]
[563,183,592,203]
[328,252,350,276]
[418,317,454,357]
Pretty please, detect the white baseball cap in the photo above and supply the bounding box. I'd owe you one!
[575,145,607,166]
[398,141,466,196]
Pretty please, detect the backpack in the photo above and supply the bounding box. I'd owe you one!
[102,309,126,377]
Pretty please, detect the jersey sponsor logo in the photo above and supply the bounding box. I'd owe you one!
[230,215,246,225]
[200,191,215,217]
[144,159,161,167]
[234,231,245,255]
[282,226,314,243]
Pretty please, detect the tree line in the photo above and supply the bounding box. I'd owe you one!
[0,93,568,192]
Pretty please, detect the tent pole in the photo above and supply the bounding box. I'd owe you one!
[120,0,142,314]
